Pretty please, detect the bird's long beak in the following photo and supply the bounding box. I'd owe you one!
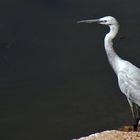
[77,19,100,24]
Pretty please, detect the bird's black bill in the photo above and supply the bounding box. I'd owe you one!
[77,19,100,24]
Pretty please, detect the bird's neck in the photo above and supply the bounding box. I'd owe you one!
[104,24,122,75]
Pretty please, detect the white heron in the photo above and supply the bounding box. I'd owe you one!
[77,16,140,131]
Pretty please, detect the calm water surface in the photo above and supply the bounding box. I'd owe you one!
[1,0,140,140]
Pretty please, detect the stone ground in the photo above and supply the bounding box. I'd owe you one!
[74,125,140,140]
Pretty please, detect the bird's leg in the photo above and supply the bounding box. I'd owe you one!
[135,105,140,129]
[127,99,139,131]
[131,103,140,131]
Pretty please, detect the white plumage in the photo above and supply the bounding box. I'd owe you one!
[78,16,140,131]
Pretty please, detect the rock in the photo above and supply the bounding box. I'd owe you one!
[73,128,140,140]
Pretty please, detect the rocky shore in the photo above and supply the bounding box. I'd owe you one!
[74,125,140,140]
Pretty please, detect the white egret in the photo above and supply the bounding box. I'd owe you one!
[77,16,140,131]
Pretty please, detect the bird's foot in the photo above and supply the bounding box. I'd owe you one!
[133,124,138,131]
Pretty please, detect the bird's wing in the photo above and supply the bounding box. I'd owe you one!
[118,68,140,106]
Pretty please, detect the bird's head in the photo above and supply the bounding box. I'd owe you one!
[77,16,118,26]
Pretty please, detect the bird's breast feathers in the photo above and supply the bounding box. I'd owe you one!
[118,63,140,105]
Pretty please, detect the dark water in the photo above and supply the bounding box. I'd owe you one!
[1,0,140,140]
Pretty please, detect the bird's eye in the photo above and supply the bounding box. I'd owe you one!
[100,20,107,23]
